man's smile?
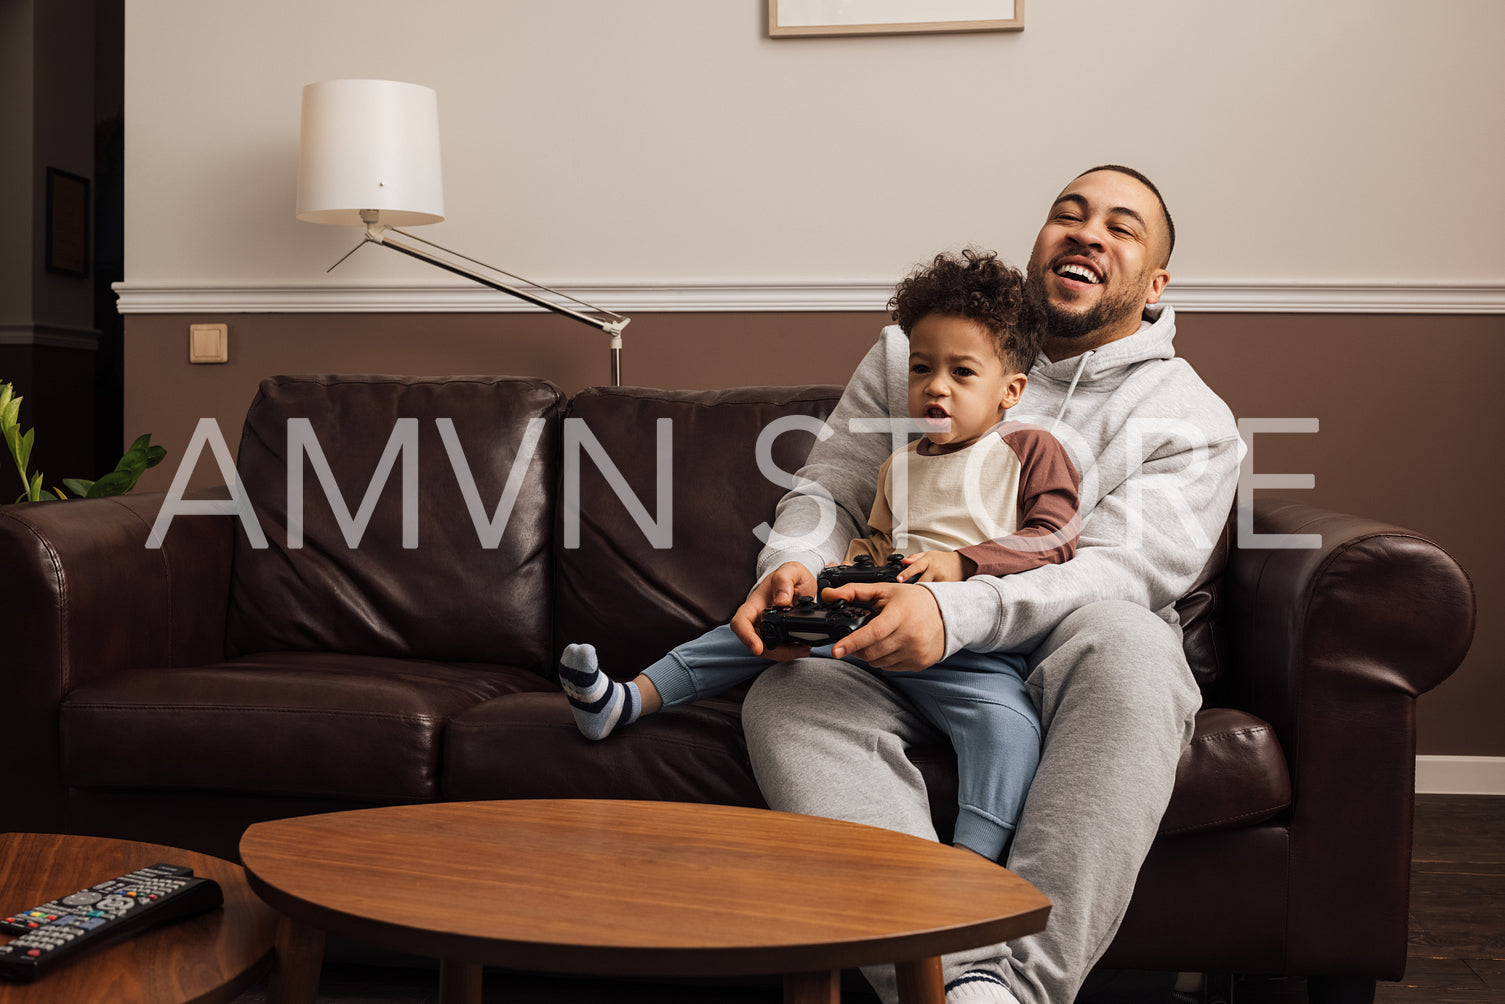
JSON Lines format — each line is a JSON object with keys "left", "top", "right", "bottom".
{"left": 1052, "top": 256, "right": 1104, "bottom": 289}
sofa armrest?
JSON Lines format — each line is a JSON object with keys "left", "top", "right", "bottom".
{"left": 0, "top": 492, "right": 234, "bottom": 831}
{"left": 1222, "top": 499, "right": 1475, "bottom": 975}
{"left": 1225, "top": 500, "right": 1474, "bottom": 747}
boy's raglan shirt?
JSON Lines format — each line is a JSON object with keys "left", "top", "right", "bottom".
{"left": 846, "top": 422, "right": 1080, "bottom": 574}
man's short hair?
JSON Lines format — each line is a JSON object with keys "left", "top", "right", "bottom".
{"left": 1077, "top": 164, "right": 1175, "bottom": 266}
{"left": 888, "top": 248, "right": 1044, "bottom": 374}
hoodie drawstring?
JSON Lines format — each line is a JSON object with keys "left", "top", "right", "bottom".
{"left": 1050, "top": 350, "right": 1095, "bottom": 431}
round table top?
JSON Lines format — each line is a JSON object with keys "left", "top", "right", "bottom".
{"left": 0, "top": 832, "right": 277, "bottom": 1004}
{"left": 239, "top": 799, "right": 1050, "bottom": 978}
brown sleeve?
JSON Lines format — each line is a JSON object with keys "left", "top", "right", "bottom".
{"left": 959, "top": 424, "right": 1081, "bottom": 577}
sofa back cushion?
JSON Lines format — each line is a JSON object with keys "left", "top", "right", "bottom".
{"left": 226, "top": 375, "right": 564, "bottom": 672}
{"left": 554, "top": 385, "right": 842, "bottom": 677}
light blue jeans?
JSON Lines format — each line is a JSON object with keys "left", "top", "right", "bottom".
{"left": 644, "top": 623, "right": 1039, "bottom": 860}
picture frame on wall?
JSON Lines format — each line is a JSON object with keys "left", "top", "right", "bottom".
{"left": 45, "top": 167, "right": 90, "bottom": 278}
{"left": 768, "top": 0, "right": 1023, "bottom": 37}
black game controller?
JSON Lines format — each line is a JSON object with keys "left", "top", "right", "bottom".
{"left": 817, "top": 552, "right": 906, "bottom": 592}
{"left": 758, "top": 595, "right": 876, "bottom": 647}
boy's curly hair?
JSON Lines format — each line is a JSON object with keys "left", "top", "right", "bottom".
{"left": 888, "top": 248, "right": 1043, "bottom": 374}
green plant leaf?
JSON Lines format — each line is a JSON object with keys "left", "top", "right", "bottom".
{"left": 17, "top": 428, "right": 34, "bottom": 473}
{"left": 3, "top": 420, "right": 28, "bottom": 500}
{"left": 116, "top": 450, "right": 149, "bottom": 478}
{"left": 92, "top": 437, "right": 167, "bottom": 496}
{"left": 27, "top": 471, "right": 43, "bottom": 503}
{"left": 37, "top": 488, "right": 57, "bottom": 501}
{"left": 85, "top": 469, "right": 137, "bottom": 498}
{"left": 61, "top": 478, "right": 94, "bottom": 497}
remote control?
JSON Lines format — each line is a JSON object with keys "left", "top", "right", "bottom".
{"left": 0, "top": 863, "right": 223, "bottom": 982}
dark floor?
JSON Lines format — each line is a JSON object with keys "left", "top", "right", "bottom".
{"left": 232, "top": 794, "right": 1505, "bottom": 1003}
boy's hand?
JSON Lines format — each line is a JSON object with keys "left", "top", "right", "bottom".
{"left": 730, "top": 561, "right": 819, "bottom": 660}
{"left": 897, "top": 550, "right": 965, "bottom": 583}
{"left": 823, "top": 582, "right": 945, "bottom": 673}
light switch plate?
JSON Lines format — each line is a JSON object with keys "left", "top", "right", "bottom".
{"left": 189, "top": 323, "right": 228, "bottom": 364}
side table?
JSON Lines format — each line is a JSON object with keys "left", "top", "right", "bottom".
{"left": 0, "top": 832, "right": 277, "bottom": 1003}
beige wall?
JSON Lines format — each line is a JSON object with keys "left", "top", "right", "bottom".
{"left": 118, "top": 3, "right": 1502, "bottom": 761}
{"left": 123, "top": 0, "right": 1505, "bottom": 290}
{"left": 123, "top": 309, "right": 1503, "bottom": 759}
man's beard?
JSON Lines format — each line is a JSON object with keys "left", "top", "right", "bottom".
{"left": 1026, "top": 263, "right": 1147, "bottom": 341}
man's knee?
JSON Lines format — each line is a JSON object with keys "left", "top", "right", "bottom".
{"left": 1039, "top": 600, "right": 1183, "bottom": 664}
{"left": 1032, "top": 600, "right": 1200, "bottom": 719}
{"left": 742, "top": 658, "right": 856, "bottom": 760}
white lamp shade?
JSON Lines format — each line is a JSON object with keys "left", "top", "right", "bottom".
{"left": 296, "top": 79, "right": 445, "bottom": 227}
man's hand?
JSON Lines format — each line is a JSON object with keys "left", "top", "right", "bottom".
{"left": 896, "top": 550, "right": 965, "bottom": 583}
{"left": 825, "top": 582, "right": 946, "bottom": 672}
{"left": 730, "top": 561, "right": 819, "bottom": 660}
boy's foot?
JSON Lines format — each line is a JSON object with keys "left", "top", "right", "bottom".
{"left": 946, "top": 968, "right": 1021, "bottom": 1003}
{"left": 558, "top": 643, "right": 641, "bottom": 740}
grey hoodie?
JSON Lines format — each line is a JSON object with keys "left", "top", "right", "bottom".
{"left": 756, "top": 303, "right": 1243, "bottom": 657}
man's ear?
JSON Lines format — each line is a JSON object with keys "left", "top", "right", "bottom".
{"left": 1144, "top": 268, "right": 1171, "bottom": 305}
{"left": 1001, "top": 372, "right": 1029, "bottom": 411}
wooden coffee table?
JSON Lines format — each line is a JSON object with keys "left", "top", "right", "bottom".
{"left": 0, "top": 832, "right": 278, "bottom": 1003}
{"left": 239, "top": 800, "right": 1050, "bottom": 1004}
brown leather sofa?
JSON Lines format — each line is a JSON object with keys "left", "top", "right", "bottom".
{"left": 0, "top": 374, "right": 1475, "bottom": 1003}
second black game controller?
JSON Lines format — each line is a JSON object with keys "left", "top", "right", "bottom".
{"left": 817, "top": 552, "right": 906, "bottom": 592}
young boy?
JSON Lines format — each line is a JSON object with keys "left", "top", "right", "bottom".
{"left": 559, "top": 248, "right": 1080, "bottom": 861}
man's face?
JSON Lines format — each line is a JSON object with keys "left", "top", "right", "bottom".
{"left": 1025, "top": 170, "right": 1171, "bottom": 346}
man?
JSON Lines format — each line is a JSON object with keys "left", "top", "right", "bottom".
{"left": 729, "top": 166, "right": 1243, "bottom": 1004}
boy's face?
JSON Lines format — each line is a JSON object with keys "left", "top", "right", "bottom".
{"left": 907, "top": 314, "right": 1028, "bottom": 449}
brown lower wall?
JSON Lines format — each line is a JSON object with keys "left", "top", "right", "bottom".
{"left": 122, "top": 309, "right": 1504, "bottom": 758}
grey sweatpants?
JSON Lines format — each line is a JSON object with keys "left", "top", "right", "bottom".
{"left": 741, "top": 599, "right": 1201, "bottom": 1004}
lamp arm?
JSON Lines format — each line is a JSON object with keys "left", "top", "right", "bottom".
{"left": 361, "top": 220, "right": 629, "bottom": 385}
{"left": 366, "top": 224, "right": 628, "bottom": 336}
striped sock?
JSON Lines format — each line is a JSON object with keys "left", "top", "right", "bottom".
{"left": 558, "top": 643, "right": 641, "bottom": 740}
{"left": 945, "top": 968, "right": 1020, "bottom": 1003}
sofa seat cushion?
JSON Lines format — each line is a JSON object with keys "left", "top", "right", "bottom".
{"left": 1158, "top": 707, "right": 1292, "bottom": 836}
{"left": 444, "top": 694, "right": 1289, "bottom": 842}
{"left": 61, "top": 653, "right": 554, "bottom": 802}
{"left": 443, "top": 690, "right": 765, "bottom": 806}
